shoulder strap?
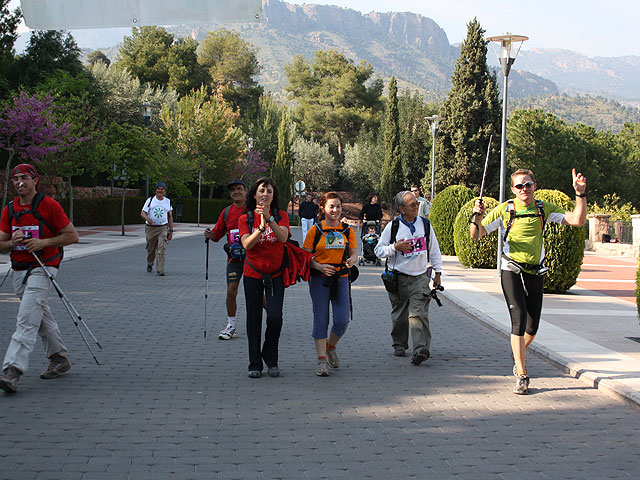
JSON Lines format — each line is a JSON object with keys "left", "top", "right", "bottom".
{"left": 223, "top": 205, "right": 231, "bottom": 223}
{"left": 246, "top": 210, "right": 254, "bottom": 233}
{"left": 536, "top": 199, "right": 546, "bottom": 233}
{"left": 390, "top": 218, "right": 400, "bottom": 244}
{"left": 421, "top": 217, "right": 431, "bottom": 262}
{"left": 311, "top": 222, "right": 324, "bottom": 252}
{"left": 503, "top": 200, "right": 516, "bottom": 242}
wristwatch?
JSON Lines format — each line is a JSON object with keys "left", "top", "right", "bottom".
{"left": 267, "top": 216, "right": 275, "bottom": 223}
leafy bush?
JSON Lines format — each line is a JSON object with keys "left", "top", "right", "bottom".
{"left": 453, "top": 197, "right": 499, "bottom": 268}
{"left": 589, "top": 193, "right": 638, "bottom": 221}
{"left": 429, "top": 185, "right": 474, "bottom": 255}
{"left": 536, "top": 189, "right": 585, "bottom": 293}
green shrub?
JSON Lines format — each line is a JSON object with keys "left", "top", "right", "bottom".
{"left": 454, "top": 197, "right": 499, "bottom": 268}
{"left": 171, "top": 198, "right": 231, "bottom": 224}
{"left": 536, "top": 189, "right": 585, "bottom": 293}
{"left": 430, "top": 185, "right": 474, "bottom": 255}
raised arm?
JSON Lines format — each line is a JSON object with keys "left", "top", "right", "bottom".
{"left": 562, "top": 169, "right": 587, "bottom": 227}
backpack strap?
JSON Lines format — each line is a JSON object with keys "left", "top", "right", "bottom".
{"left": 503, "top": 199, "right": 546, "bottom": 242}
{"left": 390, "top": 217, "right": 431, "bottom": 262}
{"left": 223, "top": 205, "right": 231, "bottom": 224}
{"left": 146, "top": 197, "right": 153, "bottom": 209}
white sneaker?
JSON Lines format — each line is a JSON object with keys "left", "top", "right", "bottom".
{"left": 218, "top": 325, "right": 238, "bottom": 340}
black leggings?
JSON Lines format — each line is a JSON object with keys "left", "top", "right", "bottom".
{"left": 500, "top": 270, "right": 544, "bottom": 336}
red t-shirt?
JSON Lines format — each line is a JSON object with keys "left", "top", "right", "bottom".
{"left": 211, "top": 203, "right": 245, "bottom": 244}
{"left": 0, "top": 195, "right": 71, "bottom": 267}
{"left": 238, "top": 210, "right": 290, "bottom": 279}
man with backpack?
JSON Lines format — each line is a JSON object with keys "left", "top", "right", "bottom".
{"left": 0, "top": 164, "right": 79, "bottom": 394}
{"left": 204, "top": 180, "right": 248, "bottom": 340}
{"left": 375, "top": 190, "right": 442, "bottom": 366}
{"left": 141, "top": 182, "right": 173, "bottom": 276}
{"left": 470, "top": 168, "right": 587, "bottom": 395}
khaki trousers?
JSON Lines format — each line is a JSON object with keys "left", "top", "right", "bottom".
{"left": 388, "top": 272, "right": 432, "bottom": 354}
{"left": 145, "top": 224, "right": 168, "bottom": 273}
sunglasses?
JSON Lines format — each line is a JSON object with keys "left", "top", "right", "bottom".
{"left": 513, "top": 181, "right": 534, "bottom": 190}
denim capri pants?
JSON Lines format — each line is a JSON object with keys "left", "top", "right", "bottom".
{"left": 309, "top": 274, "right": 350, "bottom": 339}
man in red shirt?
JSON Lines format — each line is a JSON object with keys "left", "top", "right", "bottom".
{"left": 204, "top": 180, "right": 248, "bottom": 340}
{"left": 0, "top": 164, "right": 79, "bottom": 394}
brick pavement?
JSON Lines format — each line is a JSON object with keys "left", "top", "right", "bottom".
{"left": 1, "top": 235, "right": 639, "bottom": 479}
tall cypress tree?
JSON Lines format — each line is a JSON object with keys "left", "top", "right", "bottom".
{"left": 433, "top": 18, "right": 501, "bottom": 195}
{"left": 271, "top": 109, "right": 292, "bottom": 211}
{"left": 380, "top": 77, "right": 403, "bottom": 207}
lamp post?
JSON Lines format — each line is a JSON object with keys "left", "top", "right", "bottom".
{"left": 142, "top": 102, "right": 153, "bottom": 198}
{"left": 290, "top": 155, "right": 296, "bottom": 220}
{"left": 487, "top": 33, "right": 528, "bottom": 273}
{"left": 425, "top": 115, "right": 443, "bottom": 200}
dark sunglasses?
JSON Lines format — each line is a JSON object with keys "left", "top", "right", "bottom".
{"left": 513, "top": 181, "right": 534, "bottom": 190}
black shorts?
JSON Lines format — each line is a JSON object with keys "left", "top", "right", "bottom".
{"left": 500, "top": 270, "right": 544, "bottom": 336}
{"left": 226, "top": 259, "right": 244, "bottom": 284}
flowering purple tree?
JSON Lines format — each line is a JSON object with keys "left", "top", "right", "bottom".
{"left": 0, "top": 91, "right": 78, "bottom": 209}
{"left": 241, "top": 148, "right": 269, "bottom": 187}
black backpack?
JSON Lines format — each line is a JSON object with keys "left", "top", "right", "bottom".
{"left": 7, "top": 192, "right": 63, "bottom": 267}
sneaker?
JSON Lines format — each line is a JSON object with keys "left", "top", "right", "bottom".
{"left": 411, "top": 347, "right": 430, "bottom": 366}
{"left": 248, "top": 370, "right": 262, "bottom": 378}
{"left": 40, "top": 353, "right": 70, "bottom": 379}
{"left": 0, "top": 365, "right": 21, "bottom": 394}
{"left": 268, "top": 366, "right": 280, "bottom": 378}
{"left": 326, "top": 348, "right": 340, "bottom": 368}
{"left": 147, "top": 265, "right": 153, "bottom": 273}
{"left": 218, "top": 325, "right": 238, "bottom": 340}
{"left": 513, "top": 374, "right": 530, "bottom": 395}
{"left": 157, "top": 272, "right": 165, "bottom": 276}
{"left": 316, "top": 360, "right": 329, "bottom": 377}
{"left": 513, "top": 364, "right": 518, "bottom": 377}
{"left": 393, "top": 347, "right": 406, "bottom": 357}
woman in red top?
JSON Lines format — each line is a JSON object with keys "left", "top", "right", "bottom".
{"left": 238, "top": 177, "right": 290, "bottom": 379}
{"left": 303, "top": 192, "right": 358, "bottom": 377}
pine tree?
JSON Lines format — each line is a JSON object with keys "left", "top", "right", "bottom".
{"left": 270, "top": 109, "right": 293, "bottom": 211}
{"left": 434, "top": 18, "right": 501, "bottom": 195}
{"left": 380, "top": 77, "right": 403, "bottom": 207}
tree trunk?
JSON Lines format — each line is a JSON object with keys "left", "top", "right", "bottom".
{"left": 68, "top": 177, "right": 74, "bottom": 223}
{"left": 197, "top": 170, "right": 202, "bottom": 227}
{"left": 121, "top": 184, "right": 127, "bottom": 236}
{"left": 208, "top": 185, "right": 214, "bottom": 199}
{"left": 2, "top": 152, "right": 15, "bottom": 211}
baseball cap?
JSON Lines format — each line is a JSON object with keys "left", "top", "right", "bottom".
{"left": 227, "top": 179, "right": 246, "bottom": 189}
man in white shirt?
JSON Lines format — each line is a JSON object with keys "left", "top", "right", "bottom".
{"left": 410, "top": 185, "right": 430, "bottom": 218}
{"left": 141, "top": 182, "right": 174, "bottom": 276}
{"left": 375, "top": 190, "right": 442, "bottom": 365}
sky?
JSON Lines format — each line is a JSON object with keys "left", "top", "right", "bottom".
{"left": 7, "top": 0, "right": 640, "bottom": 58}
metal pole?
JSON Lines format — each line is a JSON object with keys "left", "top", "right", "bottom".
{"left": 497, "top": 71, "right": 509, "bottom": 274}
{"left": 197, "top": 170, "right": 202, "bottom": 227}
{"left": 430, "top": 125, "right": 437, "bottom": 200}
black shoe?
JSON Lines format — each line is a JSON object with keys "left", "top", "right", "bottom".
{"left": 147, "top": 265, "right": 153, "bottom": 273}
{"left": 40, "top": 353, "right": 70, "bottom": 379}
{"left": 0, "top": 365, "right": 22, "bottom": 393}
{"left": 268, "top": 366, "right": 280, "bottom": 378}
{"left": 248, "top": 370, "right": 262, "bottom": 378}
{"left": 393, "top": 347, "right": 406, "bottom": 357}
{"left": 411, "top": 347, "right": 430, "bottom": 366}
{"left": 157, "top": 272, "right": 165, "bottom": 276}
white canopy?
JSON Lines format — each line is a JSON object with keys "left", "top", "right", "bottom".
{"left": 20, "top": 0, "right": 262, "bottom": 29}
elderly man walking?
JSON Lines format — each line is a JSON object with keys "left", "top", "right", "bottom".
{"left": 375, "top": 190, "right": 443, "bottom": 365}
{"left": 141, "top": 182, "right": 173, "bottom": 276}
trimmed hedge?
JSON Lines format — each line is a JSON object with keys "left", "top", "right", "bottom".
{"left": 453, "top": 197, "right": 499, "bottom": 268}
{"left": 429, "top": 185, "right": 474, "bottom": 255}
{"left": 535, "top": 189, "right": 585, "bottom": 293}
{"left": 58, "top": 197, "right": 232, "bottom": 226}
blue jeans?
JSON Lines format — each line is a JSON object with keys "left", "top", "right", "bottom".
{"left": 243, "top": 275, "right": 285, "bottom": 372}
{"left": 309, "top": 275, "right": 350, "bottom": 339}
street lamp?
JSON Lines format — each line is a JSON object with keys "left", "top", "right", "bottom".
{"left": 425, "top": 115, "right": 443, "bottom": 200}
{"left": 141, "top": 101, "right": 153, "bottom": 198}
{"left": 487, "top": 33, "right": 528, "bottom": 273}
{"left": 290, "top": 155, "right": 296, "bottom": 220}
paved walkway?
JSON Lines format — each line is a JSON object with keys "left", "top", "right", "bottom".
{"left": 0, "top": 224, "right": 639, "bottom": 479}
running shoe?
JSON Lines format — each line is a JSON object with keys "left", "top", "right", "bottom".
{"left": 513, "top": 374, "right": 530, "bottom": 395}
{"left": 40, "top": 353, "right": 70, "bottom": 379}
{"left": 411, "top": 347, "right": 430, "bottom": 366}
{"left": 0, "top": 365, "right": 21, "bottom": 394}
{"left": 316, "top": 360, "right": 329, "bottom": 377}
{"left": 327, "top": 348, "right": 340, "bottom": 368}
{"left": 218, "top": 325, "right": 238, "bottom": 340}
{"left": 268, "top": 366, "right": 280, "bottom": 378}
{"left": 513, "top": 364, "right": 518, "bottom": 377}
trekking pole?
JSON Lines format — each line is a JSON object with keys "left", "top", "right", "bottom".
{"left": 204, "top": 235, "right": 210, "bottom": 338}
{"left": 33, "top": 253, "right": 102, "bottom": 365}
{"left": 469, "top": 135, "right": 493, "bottom": 225}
